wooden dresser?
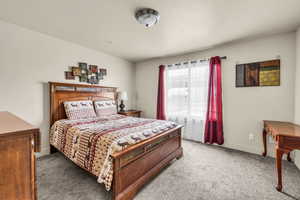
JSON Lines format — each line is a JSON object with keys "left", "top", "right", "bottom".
{"left": 0, "top": 111, "right": 40, "bottom": 200}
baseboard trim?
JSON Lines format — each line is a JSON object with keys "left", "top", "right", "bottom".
{"left": 36, "top": 147, "right": 50, "bottom": 157}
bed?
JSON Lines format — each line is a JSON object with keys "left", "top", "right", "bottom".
{"left": 49, "top": 82, "right": 183, "bottom": 200}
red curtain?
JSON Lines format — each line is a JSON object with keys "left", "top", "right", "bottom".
{"left": 204, "top": 56, "right": 224, "bottom": 145}
{"left": 156, "top": 65, "right": 166, "bottom": 120}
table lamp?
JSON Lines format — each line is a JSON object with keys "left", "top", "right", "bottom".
{"left": 118, "top": 91, "right": 128, "bottom": 112}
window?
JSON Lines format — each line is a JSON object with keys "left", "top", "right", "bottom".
{"left": 166, "top": 60, "right": 209, "bottom": 141}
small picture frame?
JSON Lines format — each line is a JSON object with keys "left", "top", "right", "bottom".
{"left": 72, "top": 67, "right": 81, "bottom": 76}
{"left": 65, "top": 71, "right": 75, "bottom": 80}
{"left": 99, "top": 68, "right": 107, "bottom": 76}
{"left": 88, "top": 76, "right": 98, "bottom": 84}
{"left": 79, "top": 62, "right": 88, "bottom": 74}
{"left": 79, "top": 74, "right": 88, "bottom": 82}
{"left": 79, "top": 62, "right": 87, "bottom": 68}
{"left": 89, "top": 65, "right": 98, "bottom": 73}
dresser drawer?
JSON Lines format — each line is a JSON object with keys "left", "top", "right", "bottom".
{"left": 0, "top": 133, "right": 36, "bottom": 200}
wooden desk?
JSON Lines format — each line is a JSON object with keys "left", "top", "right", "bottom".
{"left": 262, "top": 120, "right": 300, "bottom": 192}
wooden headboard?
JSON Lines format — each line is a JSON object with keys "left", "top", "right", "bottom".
{"left": 49, "top": 82, "right": 117, "bottom": 126}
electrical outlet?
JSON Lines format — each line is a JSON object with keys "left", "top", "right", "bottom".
{"left": 249, "top": 133, "right": 254, "bottom": 141}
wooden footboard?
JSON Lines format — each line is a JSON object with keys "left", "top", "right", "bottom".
{"left": 111, "top": 126, "right": 183, "bottom": 200}
{"left": 50, "top": 126, "right": 183, "bottom": 200}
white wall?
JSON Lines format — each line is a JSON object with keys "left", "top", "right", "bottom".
{"left": 136, "top": 32, "right": 296, "bottom": 157}
{"left": 0, "top": 20, "right": 135, "bottom": 156}
{"left": 294, "top": 27, "right": 300, "bottom": 169}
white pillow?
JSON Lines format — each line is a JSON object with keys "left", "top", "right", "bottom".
{"left": 94, "top": 100, "right": 117, "bottom": 116}
{"left": 64, "top": 100, "right": 96, "bottom": 120}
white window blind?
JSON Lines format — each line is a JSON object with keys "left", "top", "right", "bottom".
{"left": 166, "top": 60, "right": 209, "bottom": 142}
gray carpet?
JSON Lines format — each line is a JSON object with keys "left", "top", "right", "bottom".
{"left": 37, "top": 141, "right": 300, "bottom": 200}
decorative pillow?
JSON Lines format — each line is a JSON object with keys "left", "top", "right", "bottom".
{"left": 64, "top": 100, "right": 96, "bottom": 120}
{"left": 94, "top": 100, "right": 117, "bottom": 116}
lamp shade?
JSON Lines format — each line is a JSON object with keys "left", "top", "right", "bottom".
{"left": 118, "top": 91, "right": 128, "bottom": 101}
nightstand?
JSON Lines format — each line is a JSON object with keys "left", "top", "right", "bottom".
{"left": 118, "top": 110, "right": 142, "bottom": 118}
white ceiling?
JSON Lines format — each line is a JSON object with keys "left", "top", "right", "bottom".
{"left": 0, "top": 0, "right": 300, "bottom": 62}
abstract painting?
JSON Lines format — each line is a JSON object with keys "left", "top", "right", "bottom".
{"left": 236, "top": 59, "right": 280, "bottom": 87}
{"left": 259, "top": 60, "right": 280, "bottom": 86}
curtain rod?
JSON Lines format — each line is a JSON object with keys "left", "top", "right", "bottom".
{"left": 167, "top": 56, "right": 227, "bottom": 67}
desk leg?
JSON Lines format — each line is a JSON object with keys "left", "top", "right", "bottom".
{"left": 276, "top": 148, "right": 284, "bottom": 192}
{"left": 262, "top": 129, "right": 267, "bottom": 157}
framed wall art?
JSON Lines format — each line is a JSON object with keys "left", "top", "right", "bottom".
{"left": 79, "top": 62, "right": 88, "bottom": 75}
{"left": 64, "top": 62, "right": 107, "bottom": 84}
{"left": 89, "top": 65, "right": 98, "bottom": 73}
{"left": 72, "top": 67, "right": 81, "bottom": 76}
{"left": 236, "top": 59, "right": 280, "bottom": 87}
{"left": 65, "top": 71, "right": 75, "bottom": 80}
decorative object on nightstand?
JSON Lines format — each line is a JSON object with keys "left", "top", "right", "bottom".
{"left": 118, "top": 110, "right": 142, "bottom": 118}
{"left": 117, "top": 91, "right": 128, "bottom": 112}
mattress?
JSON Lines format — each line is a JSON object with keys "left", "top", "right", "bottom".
{"left": 50, "top": 114, "right": 177, "bottom": 190}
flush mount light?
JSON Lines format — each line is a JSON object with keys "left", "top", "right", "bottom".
{"left": 135, "top": 8, "right": 160, "bottom": 28}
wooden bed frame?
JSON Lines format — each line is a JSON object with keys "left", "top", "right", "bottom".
{"left": 49, "top": 82, "right": 183, "bottom": 200}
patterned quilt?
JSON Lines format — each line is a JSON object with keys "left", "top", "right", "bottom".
{"left": 50, "top": 114, "right": 177, "bottom": 191}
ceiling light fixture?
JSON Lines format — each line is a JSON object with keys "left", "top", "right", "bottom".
{"left": 135, "top": 8, "right": 160, "bottom": 28}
